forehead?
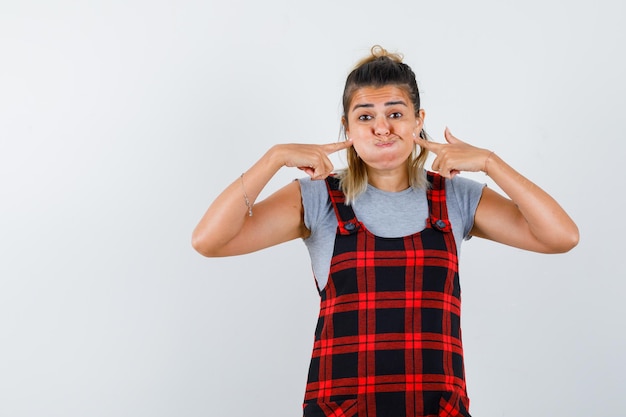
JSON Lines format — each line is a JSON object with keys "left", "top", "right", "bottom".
{"left": 349, "top": 85, "right": 412, "bottom": 111}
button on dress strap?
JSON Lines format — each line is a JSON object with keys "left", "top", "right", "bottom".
{"left": 427, "top": 171, "right": 452, "bottom": 232}
{"left": 325, "top": 176, "right": 360, "bottom": 235}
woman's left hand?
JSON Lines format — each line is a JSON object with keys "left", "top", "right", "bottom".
{"left": 414, "top": 127, "right": 492, "bottom": 179}
{"left": 415, "top": 127, "right": 579, "bottom": 253}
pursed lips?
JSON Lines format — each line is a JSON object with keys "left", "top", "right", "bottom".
{"left": 375, "top": 137, "right": 398, "bottom": 147}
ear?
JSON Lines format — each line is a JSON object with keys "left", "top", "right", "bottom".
{"left": 342, "top": 115, "right": 350, "bottom": 136}
{"left": 416, "top": 109, "right": 426, "bottom": 127}
{"left": 414, "top": 109, "right": 426, "bottom": 135}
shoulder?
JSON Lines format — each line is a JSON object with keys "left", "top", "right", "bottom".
{"left": 298, "top": 176, "right": 329, "bottom": 198}
{"left": 298, "top": 177, "right": 332, "bottom": 232}
{"left": 445, "top": 175, "right": 486, "bottom": 238}
{"left": 446, "top": 174, "right": 485, "bottom": 194}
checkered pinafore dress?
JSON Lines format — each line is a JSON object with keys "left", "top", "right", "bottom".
{"left": 303, "top": 173, "right": 471, "bottom": 417}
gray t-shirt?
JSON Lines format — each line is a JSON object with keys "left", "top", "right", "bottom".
{"left": 298, "top": 174, "right": 485, "bottom": 290}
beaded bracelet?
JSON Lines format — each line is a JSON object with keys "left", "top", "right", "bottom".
{"left": 240, "top": 173, "right": 253, "bottom": 217}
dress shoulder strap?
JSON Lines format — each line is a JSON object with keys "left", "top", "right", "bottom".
{"left": 426, "top": 171, "right": 452, "bottom": 232}
{"left": 325, "top": 176, "right": 360, "bottom": 235}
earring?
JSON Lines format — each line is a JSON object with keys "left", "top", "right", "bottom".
{"left": 412, "top": 132, "right": 417, "bottom": 138}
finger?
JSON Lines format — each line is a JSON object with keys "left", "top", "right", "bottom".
{"left": 431, "top": 155, "right": 440, "bottom": 172}
{"left": 444, "top": 127, "right": 464, "bottom": 145}
{"left": 311, "top": 154, "right": 336, "bottom": 180}
{"left": 297, "top": 166, "right": 316, "bottom": 178}
{"left": 311, "top": 163, "right": 334, "bottom": 180}
{"left": 322, "top": 139, "right": 353, "bottom": 155}
{"left": 414, "top": 136, "right": 441, "bottom": 154}
{"left": 299, "top": 164, "right": 331, "bottom": 180}
{"left": 431, "top": 152, "right": 456, "bottom": 179}
{"left": 433, "top": 161, "right": 455, "bottom": 179}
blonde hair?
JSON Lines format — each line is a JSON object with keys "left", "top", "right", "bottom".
{"left": 338, "top": 45, "right": 429, "bottom": 204}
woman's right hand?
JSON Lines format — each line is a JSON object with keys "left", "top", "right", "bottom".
{"left": 272, "top": 140, "right": 353, "bottom": 180}
{"left": 192, "top": 140, "right": 352, "bottom": 257}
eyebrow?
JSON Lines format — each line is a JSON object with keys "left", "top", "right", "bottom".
{"left": 351, "top": 100, "right": 408, "bottom": 112}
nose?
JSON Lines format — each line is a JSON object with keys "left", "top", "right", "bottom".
{"left": 374, "top": 117, "right": 390, "bottom": 137}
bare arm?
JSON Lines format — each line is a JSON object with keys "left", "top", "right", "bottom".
{"left": 192, "top": 141, "right": 353, "bottom": 257}
{"left": 416, "top": 128, "right": 579, "bottom": 253}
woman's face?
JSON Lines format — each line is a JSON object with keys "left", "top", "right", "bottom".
{"left": 345, "top": 85, "right": 425, "bottom": 172}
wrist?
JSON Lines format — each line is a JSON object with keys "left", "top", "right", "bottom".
{"left": 484, "top": 151, "right": 496, "bottom": 175}
{"left": 265, "top": 144, "right": 289, "bottom": 171}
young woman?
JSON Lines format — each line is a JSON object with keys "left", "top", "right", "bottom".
{"left": 192, "top": 46, "right": 579, "bottom": 417}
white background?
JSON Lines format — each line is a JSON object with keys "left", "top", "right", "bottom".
{"left": 1, "top": 1, "right": 624, "bottom": 416}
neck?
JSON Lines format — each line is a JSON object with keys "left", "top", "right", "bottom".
{"left": 366, "top": 165, "right": 410, "bottom": 192}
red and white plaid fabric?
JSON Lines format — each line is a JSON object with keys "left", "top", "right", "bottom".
{"left": 303, "top": 173, "right": 471, "bottom": 417}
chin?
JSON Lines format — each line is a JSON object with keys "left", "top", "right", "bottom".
{"left": 365, "top": 159, "right": 408, "bottom": 171}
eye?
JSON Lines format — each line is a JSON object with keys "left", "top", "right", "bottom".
{"left": 358, "top": 114, "right": 373, "bottom": 121}
{"left": 389, "top": 112, "right": 403, "bottom": 119}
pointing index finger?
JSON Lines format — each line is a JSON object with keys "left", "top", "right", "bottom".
{"left": 323, "top": 139, "right": 353, "bottom": 155}
{"left": 414, "top": 136, "right": 441, "bottom": 154}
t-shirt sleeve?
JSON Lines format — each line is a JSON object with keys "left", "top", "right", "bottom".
{"left": 447, "top": 175, "right": 486, "bottom": 240}
{"left": 298, "top": 177, "right": 331, "bottom": 236}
